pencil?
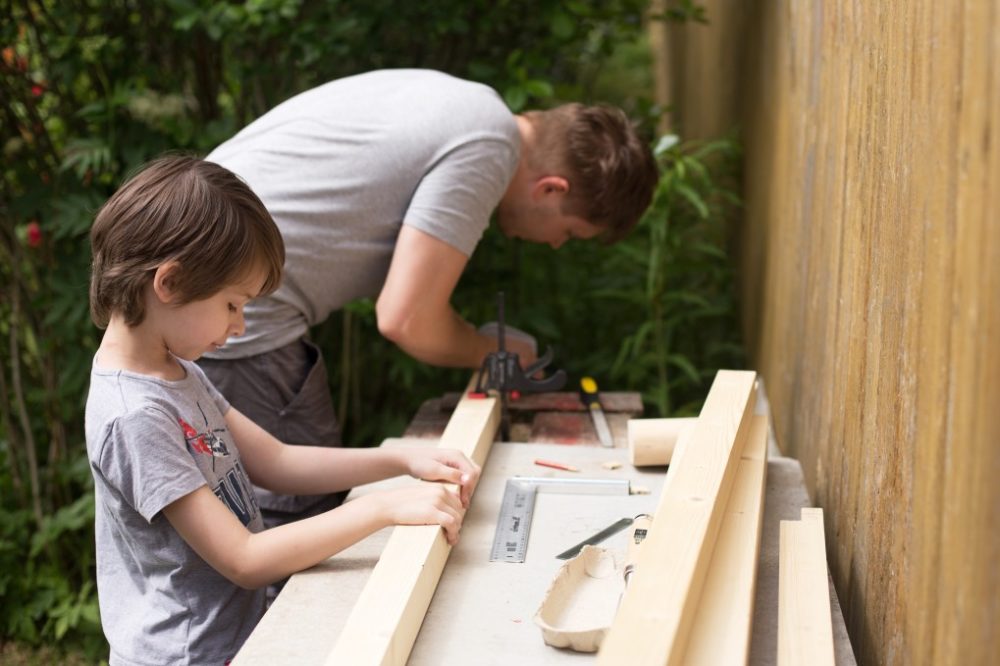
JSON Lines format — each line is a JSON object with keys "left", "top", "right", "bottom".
{"left": 533, "top": 458, "right": 580, "bottom": 472}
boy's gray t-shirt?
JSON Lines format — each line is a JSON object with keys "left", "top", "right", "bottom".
{"left": 86, "top": 357, "right": 265, "bottom": 665}
{"left": 204, "top": 68, "right": 520, "bottom": 359}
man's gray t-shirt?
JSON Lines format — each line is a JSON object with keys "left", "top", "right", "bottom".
{"left": 204, "top": 68, "right": 520, "bottom": 359}
{"left": 86, "top": 357, "right": 265, "bottom": 665}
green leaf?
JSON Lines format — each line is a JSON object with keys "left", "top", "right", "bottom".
{"left": 550, "top": 11, "right": 575, "bottom": 39}
{"left": 503, "top": 86, "right": 528, "bottom": 112}
{"left": 667, "top": 353, "right": 702, "bottom": 384}
{"left": 676, "top": 183, "right": 709, "bottom": 218}
{"left": 523, "top": 79, "right": 554, "bottom": 99}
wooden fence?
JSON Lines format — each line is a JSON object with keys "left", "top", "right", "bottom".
{"left": 651, "top": 2, "right": 1000, "bottom": 664}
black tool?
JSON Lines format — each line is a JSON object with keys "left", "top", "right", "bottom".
{"left": 473, "top": 292, "right": 566, "bottom": 440}
{"left": 555, "top": 516, "right": 635, "bottom": 560}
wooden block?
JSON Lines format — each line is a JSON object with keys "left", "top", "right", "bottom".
{"left": 778, "top": 507, "right": 835, "bottom": 666}
{"left": 683, "top": 413, "right": 769, "bottom": 665}
{"left": 324, "top": 377, "right": 499, "bottom": 666}
{"left": 597, "top": 369, "right": 758, "bottom": 666}
{"left": 627, "top": 417, "right": 699, "bottom": 466}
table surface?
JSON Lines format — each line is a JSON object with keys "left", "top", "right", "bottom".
{"left": 233, "top": 438, "right": 857, "bottom": 665}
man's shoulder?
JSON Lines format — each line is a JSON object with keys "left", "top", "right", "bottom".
{"left": 326, "top": 69, "right": 508, "bottom": 114}
{"left": 348, "top": 68, "right": 492, "bottom": 91}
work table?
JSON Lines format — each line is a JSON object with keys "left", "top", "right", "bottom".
{"left": 234, "top": 434, "right": 856, "bottom": 664}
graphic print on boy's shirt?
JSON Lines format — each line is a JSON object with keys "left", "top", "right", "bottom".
{"left": 180, "top": 402, "right": 260, "bottom": 528}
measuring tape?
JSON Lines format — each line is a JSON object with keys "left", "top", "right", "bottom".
{"left": 489, "top": 476, "right": 631, "bottom": 563}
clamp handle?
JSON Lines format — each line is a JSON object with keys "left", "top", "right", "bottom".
{"left": 473, "top": 292, "right": 566, "bottom": 395}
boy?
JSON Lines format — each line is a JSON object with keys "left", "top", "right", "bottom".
{"left": 86, "top": 155, "right": 479, "bottom": 664}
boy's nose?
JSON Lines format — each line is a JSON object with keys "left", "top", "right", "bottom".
{"left": 230, "top": 312, "right": 246, "bottom": 337}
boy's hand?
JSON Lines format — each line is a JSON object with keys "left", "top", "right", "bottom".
{"left": 402, "top": 448, "right": 482, "bottom": 508}
{"left": 374, "top": 484, "right": 467, "bottom": 545}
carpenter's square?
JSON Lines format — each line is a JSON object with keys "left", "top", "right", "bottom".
{"left": 490, "top": 476, "right": 633, "bottom": 563}
{"left": 579, "top": 376, "right": 614, "bottom": 448}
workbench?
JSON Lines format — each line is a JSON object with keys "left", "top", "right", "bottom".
{"left": 234, "top": 390, "right": 856, "bottom": 665}
{"left": 403, "top": 390, "right": 644, "bottom": 446}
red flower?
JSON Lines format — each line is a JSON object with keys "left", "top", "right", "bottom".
{"left": 31, "top": 84, "right": 43, "bottom": 97}
{"left": 26, "top": 220, "right": 42, "bottom": 248}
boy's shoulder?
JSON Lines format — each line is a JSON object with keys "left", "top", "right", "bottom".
{"left": 86, "top": 357, "right": 228, "bottom": 454}
{"left": 88, "top": 356, "right": 217, "bottom": 402}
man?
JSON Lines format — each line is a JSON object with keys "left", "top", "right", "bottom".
{"left": 199, "top": 69, "right": 658, "bottom": 530}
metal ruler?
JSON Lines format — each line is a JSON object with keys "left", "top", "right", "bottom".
{"left": 489, "top": 476, "right": 631, "bottom": 563}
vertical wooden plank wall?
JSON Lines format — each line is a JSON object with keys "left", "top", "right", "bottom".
{"left": 659, "top": 2, "right": 1000, "bottom": 664}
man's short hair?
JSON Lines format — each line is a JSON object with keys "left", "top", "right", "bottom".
{"left": 525, "top": 104, "right": 658, "bottom": 242}
{"left": 89, "top": 155, "right": 284, "bottom": 329}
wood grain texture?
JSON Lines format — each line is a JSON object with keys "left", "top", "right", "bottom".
{"left": 699, "top": 2, "right": 1000, "bottom": 664}
{"left": 683, "top": 413, "right": 769, "bottom": 665}
{"left": 324, "top": 382, "right": 499, "bottom": 666}
{"left": 626, "top": 416, "right": 698, "bottom": 466}
{"left": 597, "top": 370, "right": 756, "bottom": 665}
{"left": 778, "top": 509, "right": 836, "bottom": 666}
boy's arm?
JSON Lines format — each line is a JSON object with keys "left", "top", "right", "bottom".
{"left": 226, "top": 407, "right": 481, "bottom": 505}
{"left": 163, "top": 481, "right": 464, "bottom": 589}
{"left": 375, "top": 225, "right": 537, "bottom": 368}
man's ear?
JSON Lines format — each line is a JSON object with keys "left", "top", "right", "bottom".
{"left": 531, "top": 176, "right": 569, "bottom": 201}
{"left": 152, "top": 261, "right": 182, "bottom": 304}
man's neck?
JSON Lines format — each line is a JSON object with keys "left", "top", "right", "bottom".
{"left": 499, "top": 115, "right": 537, "bottom": 210}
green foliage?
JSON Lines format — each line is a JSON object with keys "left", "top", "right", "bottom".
{"left": 605, "top": 135, "right": 744, "bottom": 414}
{"left": 0, "top": 461, "right": 102, "bottom": 657}
{"left": 1, "top": 0, "right": 731, "bottom": 657}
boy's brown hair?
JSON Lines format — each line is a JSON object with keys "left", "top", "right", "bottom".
{"left": 89, "top": 155, "right": 284, "bottom": 329}
{"left": 524, "top": 104, "right": 659, "bottom": 243}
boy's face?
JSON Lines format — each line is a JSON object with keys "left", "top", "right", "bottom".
{"left": 162, "top": 272, "right": 266, "bottom": 361}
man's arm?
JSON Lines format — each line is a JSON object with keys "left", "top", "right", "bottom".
{"left": 375, "top": 225, "right": 536, "bottom": 368}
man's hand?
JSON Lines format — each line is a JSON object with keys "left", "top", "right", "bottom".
{"left": 478, "top": 321, "right": 539, "bottom": 369}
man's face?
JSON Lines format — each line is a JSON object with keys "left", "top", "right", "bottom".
{"left": 497, "top": 205, "right": 604, "bottom": 249}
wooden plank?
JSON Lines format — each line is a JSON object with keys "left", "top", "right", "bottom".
{"left": 683, "top": 413, "right": 769, "bottom": 664}
{"left": 323, "top": 378, "right": 499, "bottom": 666}
{"left": 627, "top": 416, "right": 698, "bottom": 466}
{"left": 778, "top": 508, "right": 835, "bottom": 666}
{"left": 597, "top": 369, "right": 757, "bottom": 665}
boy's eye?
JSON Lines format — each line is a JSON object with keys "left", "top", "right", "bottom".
{"left": 228, "top": 303, "right": 237, "bottom": 313}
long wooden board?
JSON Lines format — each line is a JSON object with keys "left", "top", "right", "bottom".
{"left": 323, "top": 380, "right": 499, "bottom": 666}
{"left": 778, "top": 508, "right": 835, "bottom": 666}
{"left": 597, "top": 369, "right": 757, "bottom": 665}
{"left": 683, "top": 413, "right": 769, "bottom": 664}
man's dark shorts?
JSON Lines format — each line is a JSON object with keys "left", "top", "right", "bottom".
{"left": 199, "top": 337, "right": 346, "bottom": 529}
